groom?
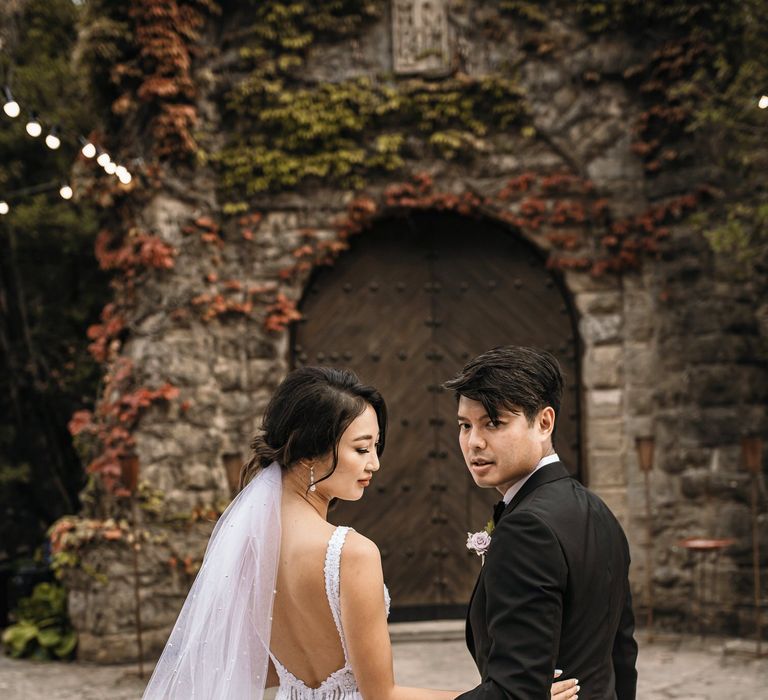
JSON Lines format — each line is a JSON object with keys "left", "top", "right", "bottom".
{"left": 444, "top": 346, "right": 638, "bottom": 700}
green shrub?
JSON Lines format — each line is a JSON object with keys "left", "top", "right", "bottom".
{"left": 1, "top": 582, "right": 77, "bottom": 660}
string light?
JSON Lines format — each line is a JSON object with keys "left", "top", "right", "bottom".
{"left": 0, "top": 87, "right": 141, "bottom": 213}
{"left": 2, "top": 87, "right": 20, "bottom": 118}
{"left": 115, "top": 166, "right": 132, "bottom": 185}
{"left": 759, "top": 95, "right": 768, "bottom": 109}
{"left": 79, "top": 136, "right": 96, "bottom": 158}
{"left": 25, "top": 112, "right": 42, "bottom": 138}
{"left": 45, "top": 126, "right": 61, "bottom": 150}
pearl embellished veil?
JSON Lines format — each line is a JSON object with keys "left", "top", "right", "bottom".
{"left": 142, "top": 462, "right": 282, "bottom": 699}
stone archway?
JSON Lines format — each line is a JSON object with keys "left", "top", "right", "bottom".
{"left": 293, "top": 210, "right": 582, "bottom": 618}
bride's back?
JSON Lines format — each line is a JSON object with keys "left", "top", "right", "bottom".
{"left": 270, "top": 510, "right": 346, "bottom": 687}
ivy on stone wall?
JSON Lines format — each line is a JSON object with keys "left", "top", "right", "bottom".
{"left": 217, "top": 74, "right": 526, "bottom": 201}
{"left": 65, "top": 0, "right": 768, "bottom": 505}
{"left": 76, "top": 0, "right": 220, "bottom": 160}
{"left": 575, "top": 0, "right": 768, "bottom": 277}
{"left": 205, "top": 1, "right": 531, "bottom": 205}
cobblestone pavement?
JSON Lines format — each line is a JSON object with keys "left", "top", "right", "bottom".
{"left": 1, "top": 630, "right": 766, "bottom": 699}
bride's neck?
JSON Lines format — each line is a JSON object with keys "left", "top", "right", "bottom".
{"left": 282, "top": 468, "right": 330, "bottom": 520}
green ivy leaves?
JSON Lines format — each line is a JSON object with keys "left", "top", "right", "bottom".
{"left": 1, "top": 583, "right": 77, "bottom": 660}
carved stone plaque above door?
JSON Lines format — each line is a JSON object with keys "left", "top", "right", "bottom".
{"left": 392, "top": 0, "right": 451, "bottom": 76}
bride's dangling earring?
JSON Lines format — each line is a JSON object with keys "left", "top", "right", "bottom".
{"left": 309, "top": 464, "right": 317, "bottom": 492}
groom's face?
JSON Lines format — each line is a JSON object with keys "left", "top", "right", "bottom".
{"left": 457, "top": 396, "right": 551, "bottom": 495}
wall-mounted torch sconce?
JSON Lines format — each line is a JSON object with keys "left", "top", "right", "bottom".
{"left": 635, "top": 435, "right": 656, "bottom": 640}
{"left": 742, "top": 434, "right": 764, "bottom": 657}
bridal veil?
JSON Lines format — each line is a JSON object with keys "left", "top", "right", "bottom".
{"left": 142, "top": 462, "right": 282, "bottom": 699}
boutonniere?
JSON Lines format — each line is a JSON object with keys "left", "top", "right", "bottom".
{"left": 466, "top": 518, "right": 494, "bottom": 564}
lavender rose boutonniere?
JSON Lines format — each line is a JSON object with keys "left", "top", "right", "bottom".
{"left": 466, "top": 519, "right": 494, "bottom": 564}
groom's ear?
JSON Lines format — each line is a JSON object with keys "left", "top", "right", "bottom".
{"left": 537, "top": 406, "right": 555, "bottom": 440}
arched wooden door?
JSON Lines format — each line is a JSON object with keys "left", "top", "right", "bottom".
{"left": 292, "top": 211, "right": 581, "bottom": 619}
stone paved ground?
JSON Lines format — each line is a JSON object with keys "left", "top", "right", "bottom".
{"left": 1, "top": 629, "right": 766, "bottom": 699}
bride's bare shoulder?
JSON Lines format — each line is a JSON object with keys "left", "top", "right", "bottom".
{"left": 341, "top": 530, "right": 383, "bottom": 579}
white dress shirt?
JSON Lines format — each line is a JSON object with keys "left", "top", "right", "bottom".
{"left": 502, "top": 453, "right": 561, "bottom": 505}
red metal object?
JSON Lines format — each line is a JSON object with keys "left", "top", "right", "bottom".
{"left": 636, "top": 435, "right": 656, "bottom": 639}
{"left": 741, "top": 435, "right": 763, "bottom": 475}
{"left": 635, "top": 436, "right": 655, "bottom": 472}
{"left": 678, "top": 537, "right": 736, "bottom": 552}
{"left": 223, "top": 453, "right": 243, "bottom": 498}
{"left": 119, "top": 452, "right": 140, "bottom": 494}
{"left": 741, "top": 435, "right": 764, "bottom": 656}
{"left": 678, "top": 537, "right": 736, "bottom": 638}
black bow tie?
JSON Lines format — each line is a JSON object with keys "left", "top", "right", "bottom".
{"left": 493, "top": 499, "right": 506, "bottom": 525}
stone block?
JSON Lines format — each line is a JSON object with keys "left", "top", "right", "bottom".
{"left": 212, "top": 357, "right": 247, "bottom": 392}
{"left": 77, "top": 627, "right": 172, "bottom": 664}
{"left": 579, "top": 313, "right": 623, "bottom": 346}
{"left": 219, "top": 390, "right": 255, "bottom": 417}
{"left": 585, "top": 133, "right": 644, "bottom": 185}
{"left": 586, "top": 451, "right": 626, "bottom": 488}
{"left": 585, "top": 388, "right": 623, "bottom": 418}
{"left": 574, "top": 291, "right": 622, "bottom": 315}
{"left": 137, "top": 433, "right": 186, "bottom": 462}
{"left": 624, "top": 297, "right": 655, "bottom": 342}
{"left": 563, "top": 271, "right": 619, "bottom": 294}
{"left": 624, "top": 342, "right": 654, "bottom": 385}
{"left": 583, "top": 345, "right": 623, "bottom": 388}
{"left": 625, "top": 386, "right": 654, "bottom": 416}
{"left": 184, "top": 461, "right": 222, "bottom": 490}
{"left": 165, "top": 354, "right": 212, "bottom": 386}
{"left": 586, "top": 418, "right": 624, "bottom": 452}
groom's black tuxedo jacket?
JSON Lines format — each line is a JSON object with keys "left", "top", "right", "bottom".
{"left": 456, "top": 461, "right": 638, "bottom": 700}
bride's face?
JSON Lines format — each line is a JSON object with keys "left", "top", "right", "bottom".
{"left": 315, "top": 404, "right": 381, "bottom": 501}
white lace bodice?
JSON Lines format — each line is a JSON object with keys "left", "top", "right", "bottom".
{"left": 272, "top": 526, "right": 390, "bottom": 699}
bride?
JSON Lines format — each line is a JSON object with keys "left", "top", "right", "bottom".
{"left": 142, "top": 367, "right": 579, "bottom": 699}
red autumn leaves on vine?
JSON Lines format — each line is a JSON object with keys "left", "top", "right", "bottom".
{"left": 273, "top": 170, "right": 704, "bottom": 282}
{"left": 95, "top": 229, "right": 177, "bottom": 274}
{"left": 121, "top": 0, "right": 219, "bottom": 159}
{"left": 68, "top": 358, "right": 180, "bottom": 494}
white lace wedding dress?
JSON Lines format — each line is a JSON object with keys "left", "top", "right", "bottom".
{"left": 271, "top": 526, "right": 390, "bottom": 699}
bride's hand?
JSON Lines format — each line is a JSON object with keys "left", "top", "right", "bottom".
{"left": 551, "top": 670, "right": 579, "bottom": 700}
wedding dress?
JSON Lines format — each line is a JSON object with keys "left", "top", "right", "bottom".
{"left": 142, "top": 463, "right": 389, "bottom": 700}
{"left": 271, "top": 526, "right": 391, "bottom": 699}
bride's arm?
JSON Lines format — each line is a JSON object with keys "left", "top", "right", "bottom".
{"left": 340, "top": 532, "right": 458, "bottom": 700}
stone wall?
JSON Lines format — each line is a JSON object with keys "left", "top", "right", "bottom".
{"left": 63, "top": 1, "right": 767, "bottom": 661}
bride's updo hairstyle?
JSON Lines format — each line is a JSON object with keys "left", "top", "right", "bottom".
{"left": 240, "top": 366, "right": 387, "bottom": 489}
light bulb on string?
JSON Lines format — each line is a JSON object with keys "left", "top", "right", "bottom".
{"left": 59, "top": 185, "right": 73, "bottom": 200}
{"left": 45, "top": 126, "right": 61, "bottom": 150}
{"left": 25, "top": 113, "right": 42, "bottom": 138}
{"left": 79, "top": 136, "right": 96, "bottom": 158}
{"left": 759, "top": 95, "right": 768, "bottom": 110}
{"left": 104, "top": 161, "right": 117, "bottom": 175}
{"left": 0, "top": 201, "right": 9, "bottom": 215}
{"left": 96, "top": 150, "right": 111, "bottom": 167}
{"left": 2, "top": 87, "right": 20, "bottom": 118}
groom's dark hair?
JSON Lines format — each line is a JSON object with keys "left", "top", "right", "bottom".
{"left": 443, "top": 345, "right": 564, "bottom": 435}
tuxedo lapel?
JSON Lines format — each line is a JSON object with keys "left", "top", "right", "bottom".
{"left": 465, "top": 462, "right": 571, "bottom": 664}
{"left": 465, "top": 552, "right": 484, "bottom": 658}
